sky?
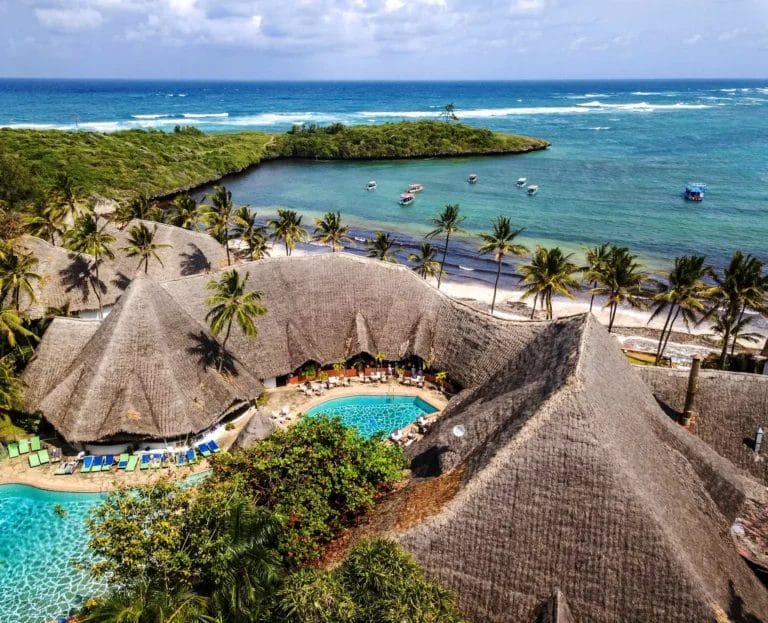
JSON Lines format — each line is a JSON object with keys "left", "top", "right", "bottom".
{"left": 0, "top": 0, "right": 767, "bottom": 80}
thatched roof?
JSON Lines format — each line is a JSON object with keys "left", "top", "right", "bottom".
{"left": 107, "top": 219, "right": 228, "bottom": 282}
{"left": 638, "top": 366, "right": 768, "bottom": 486}
{"left": 234, "top": 412, "right": 277, "bottom": 449}
{"left": 23, "top": 276, "right": 261, "bottom": 441}
{"left": 533, "top": 590, "right": 577, "bottom": 623}
{"left": 15, "top": 236, "right": 128, "bottom": 318}
{"left": 398, "top": 315, "right": 768, "bottom": 623}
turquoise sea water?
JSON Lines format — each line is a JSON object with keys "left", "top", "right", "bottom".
{"left": 305, "top": 395, "right": 437, "bottom": 438}
{"left": 0, "top": 484, "right": 106, "bottom": 623}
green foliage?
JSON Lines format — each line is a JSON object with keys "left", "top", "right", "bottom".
{"left": 0, "top": 128, "right": 272, "bottom": 200}
{"left": 272, "top": 120, "right": 548, "bottom": 160}
{"left": 209, "top": 415, "right": 407, "bottom": 562}
{"left": 121, "top": 221, "right": 171, "bottom": 275}
{"left": 277, "top": 568, "right": 358, "bottom": 623}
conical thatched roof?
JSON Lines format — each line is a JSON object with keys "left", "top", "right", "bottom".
{"left": 398, "top": 315, "right": 768, "bottom": 622}
{"left": 534, "top": 590, "right": 577, "bottom": 623}
{"left": 15, "top": 236, "right": 128, "bottom": 318}
{"left": 107, "top": 219, "right": 228, "bottom": 282}
{"left": 23, "top": 276, "right": 261, "bottom": 441}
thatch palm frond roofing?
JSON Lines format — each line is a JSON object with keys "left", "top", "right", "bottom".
{"left": 400, "top": 315, "right": 768, "bottom": 623}
{"left": 23, "top": 276, "right": 261, "bottom": 441}
{"left": 15, "top": 236, "right": 127, "bottom": 318}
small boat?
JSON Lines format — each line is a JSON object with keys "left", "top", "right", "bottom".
{"left": 366, "top": 180, "right": 377, "bottom": 191}
{"left": 407, "top": 183, "right": 424, "bottom": 193}
{"left": 468, "top": 174, "right": 478, "bottom": 184}
{"left": 526, "top": 184, "right": 539, "bottom": 196}
{"left": 684, "top": 182, "right": 706, "bottom": 201}
{"left": 459, "top": 265, "right": 475, "bottom": 272}
{"left": 399, "top": 192, "right": 415, "bottom": 206}
{"left": 353, "top": 236, "right": 367, "bottom": 243}
{"left": 515, "top": 177, "right": 527, "bottom": 188}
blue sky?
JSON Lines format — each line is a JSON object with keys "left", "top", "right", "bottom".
{"left": 0, "top": 0, "right": 766, "bottom": 79}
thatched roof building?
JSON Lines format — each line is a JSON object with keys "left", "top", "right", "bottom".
{"left": 15, "top": 236, "right": 127, "bottom": 318}
{"left": 23, "top": 277, "right": 261, "bottom": 441}
{"left": 397, "top": 315, "right": 768, "bottom": 623}
{"left": 638, "top": 366, "right": 768, "bottom": 485}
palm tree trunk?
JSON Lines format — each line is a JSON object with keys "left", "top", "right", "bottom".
{"left": 285, "top": 240, "right": 290, "bottom": 257}
{"left": 437, "top": 232, "right": 450, "bottom": 290}
{"left": 589, "top": 280, "right": 596, "bottom": 312}
{"left": 658, "top": 307, "right": 681, "bottom": 365}
{"left": 490, "top": 260, "right": 502, "bottom": 314}
{"left": 547, "top": 290, "right": 553, "bottom": 320}
{"left": 654, "top": 305, "right": 676, "bottom": 364}
{"left": 730, "top": 303, "right": 747, "bottom": 359}
{"left": 225, "top": 236, "right": 231, "bottom": 266}
{"left": 219, "top": 320, "right": 232, "bottom": 372}
{"left": 94, "top": 258, "right": 104, "bottom": 320}
{"left": 718, "top": 311, "right": 733, "bottom": 370}
{"left": 608, "top": 302, "right": 617, "bottom": 332}
{"left": 530, "top": 292, "right": 538, "bottom": 319}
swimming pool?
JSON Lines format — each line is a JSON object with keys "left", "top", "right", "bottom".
{"left": 0, "top": 484, "right": 107, "bottom": 623}
{"left": 305, "top": 394, "right": 438, "bottom": 438}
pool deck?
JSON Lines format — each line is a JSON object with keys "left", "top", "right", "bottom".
{"left": 0, "top": 381, "right": 449, "bottom": 494}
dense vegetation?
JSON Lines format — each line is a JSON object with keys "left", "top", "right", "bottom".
{"left": 0, "top": 121, "right": 547, "bottom": 203}
{"left": 270, "top": 120, "right": 549, "bottom": 160}
{"left": 81, "top": 416, "right": 465, "bottom": 623}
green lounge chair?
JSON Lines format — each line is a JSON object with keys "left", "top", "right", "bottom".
{"left": 80, "top": 456, "right": 94, "bottom": 473}
{"left": 18, "top": 439, "right": 30, "bottom": 454}
{"left": 101, "top": 455, "right": 115, "bottom": 471}
{"left": 8, "top": 443, "right": 19, "bottom": 459}
{"left": 38, "top": 449, "right": 50, "bottom": 464}
{"left": 28, "top": 452, "right": 41, "bottom": 468}
{"left": 126, "top": 455, "right": 139, "bottom": 472}
{"left": 139, "top": 455, "right": 150, "bottom": 470}
{"left": 54, "top": 463, "right": 68, "bottom": 475}
{"left": 117, "top": 453, "right": 130, "bottom": 469}
{"left": 30, "top": 436, "right": 41, "bottom": 451}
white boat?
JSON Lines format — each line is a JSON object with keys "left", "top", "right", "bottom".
{"left": 526, "top": 184, "right": 539, "bottom": 196}
{"left": 459, "top": 265, "right": 475, "bottom": 272}
{"left": 516, "top": 177, "right": 527, "bottom": 188}
{"left": 407, "top": 183, "right": 424, "bottom": 193}
{"left": 468, "top": 174, "right": 478, "bottom": 184}
{"left": 399, "top": 192, "right": 415, "bottom": 206}
{"left": 366, "top": 180, "right": 377, "bottom": 191}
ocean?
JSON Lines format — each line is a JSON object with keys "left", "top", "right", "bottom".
{"left": 1, "top": 78, "right": 767, "bottom": 285}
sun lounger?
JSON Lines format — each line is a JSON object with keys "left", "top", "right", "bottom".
{"left": 38, "top": 449, "right": 50, "bottom": 464}
{"left": 8, "top": 443, "right": 19, "bottom": 458}
{"left": 140, "top": 454, "right": 151, "bottom": 470}
{"left": 91, "top": 456, "right": 104, "bottom": 471}
{"left": 176, "top": 452, "right": 186, "bottom": 466}
{"left": 18, "top": 439, "right": 30, "bottom": 454}
{"left": 208, "top": 439, "right": 222, "bottom": 453}
{"left": 30, "top": 436, "right": 41, "bottom": 451}
{"left": 28, "top": 452, "right": 41, "bottom": 468}
{"left": 126, "top": 455, "right": 139, "bottom": 472}
{"left": 101, "top": 455, "right": 115, "bottom": 471}
{"left": 197, "top": 443, "right": 212, "bottom": 458}
{"left": 186, "top": 449, "right": 197, "bottom": 464}
{"left": 117, "top": 453, "right": 130, "bottom": 469}
{"left": 80, "top": 456, "right": 94, "bottom": 473}
{"left": 55, "top": 463, "right": 69, "bottom": 475}
{"left": 150, "top": 454, "right": 163, "bottom": 469}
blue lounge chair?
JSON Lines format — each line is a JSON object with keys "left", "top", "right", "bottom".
{"left": 186, "top": 449, "right": 197, "bottom": 464}
{"left": 80, "top": 456, "right": 94, "bottom": 473}
{"left": 150, "top": 453, "right": 163, "bottom": 469}
{"left": 101, "top": 455, "right": 115, "bottom": 471}
{"left": 117, "top": 453, "right": 130, "bottom": 469}
{"left": 176, "top": 452, "right": 186, "bottom": 466}
{"left": 140, "top": 454, "right": 151, "bottom": 470}
{"left": 91, "top": 456, "right": 104, "bottom": 471}
{"left": 197, "top": 442, "right": 212, "bottom": 458}
{"left": 208, "top": 439, "right": 222, "bottom": 453}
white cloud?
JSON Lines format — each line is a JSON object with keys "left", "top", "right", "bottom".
{"left": 684, "top": 33, "right": 702, "bottom": 45}
{"left": 35, "top": 7, "right": 104, "bottom": 32}
{"left": 511, "top": 0, "right": 545, "bottom": 15}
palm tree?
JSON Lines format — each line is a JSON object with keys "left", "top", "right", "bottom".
{"left": 478, "top": 216, "right": 528, "bottom": 314}
{"left": 170, "top": 193, "right": 199, "bottom": 230}
{"left": 584, "top": 243, "right": 611, "bottom": 313}
{"left": 200, "top": 186, "right": 235, "bottom": 265}
{"left": 591, "top": 246, "right": 647, "bottom": 332}
{"left": 231, "top": 206, "right": 270, "bottom": 261}
{"left": 0, "top": 307, "right": 35, "bottom": 350}
{"left": 408, "top": 242, "right": 440, "bottom": 279}
{"left": 80, "top": 582, "right": 212, "bottom": 623}
{"left": 65, "top": 212, "right": 116, "bottom": 319}
{"left": 0, "top": 249, "right": 41, "bottom": 311}
{"left": 24, "top": 196, "right": 65, "bottom": 245}
{"left": 268, "top": 209, "right": 307, "bottom": 257}
{"left": 52, "top": 172, "right": 77, "bottom": 221}
{"left": 122, "top": 222, "right": 172, "bottom": 275}
{"left": 115, "top": 194, "right": 155, "bottom": 224}
{"left": 313, "top": 211, "right": 351, "bottom": 252}
{"left": 366, "top": 232, "right": 399, "bottom": 263}
{"left": 649, "top": 255, "right": 714, "bottom": 364}
{"left": 426, "top": 204, "right": 465, "bottom": 289}
{"left": 0, "top": 355, "right": 23, "bottom": 415}
{"left": 519, "top": 247, "right": 580, "bottom": 320}
{"left": 706, "top": 251, "right": 768, "bottom": 368}
{"left": 205, "top": 270, "right": 266, "bottom": 371}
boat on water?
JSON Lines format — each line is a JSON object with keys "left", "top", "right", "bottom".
{"left": 468, "top": 174, "right": 478, "bottom": 184}
{"left": 406, "top": 183, "right": 424, "bottom": 193}
{"left": 526, "top": 184, "right": 539, "bottom": 196}
{"left": 459, "top": 265, "right": 475, "bottom": 272}
{"left": 366, "top": 180, "right": 377, "bottom": 191}
{"left": 516, "top": 177, "right": 527, "bottom": 188}
{"left": 399, "top": 192, "right": 415, "bottom": 206}
{"left": 684, "top": 183, "right": 706, "bottom": 201}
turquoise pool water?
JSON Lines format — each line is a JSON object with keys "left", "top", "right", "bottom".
{"left": 0, "top": 484, "right": 107, "bottom": 623}
{"left": 305, "top": 395, "right": 437, "bottom": 438}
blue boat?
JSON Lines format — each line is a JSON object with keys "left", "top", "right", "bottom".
{"left": 685, "top": 183, "right": 706, "bottom": 201}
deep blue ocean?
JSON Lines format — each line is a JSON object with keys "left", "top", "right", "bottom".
{"left": 1, "top": 78, "right": 767, "bottom": 283}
